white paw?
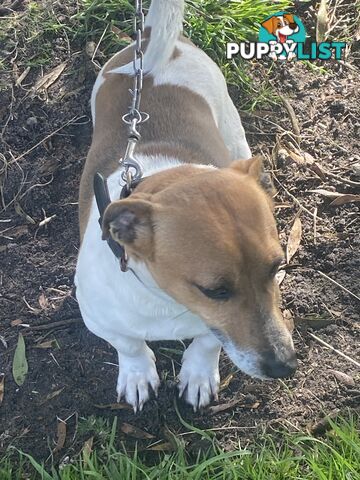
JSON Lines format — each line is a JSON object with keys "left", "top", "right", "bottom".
{"left": 116, "top": 346, "right": 160, "bottom": 412}
{"left": 178, "top": 360, "right": 220, "bottom": 411}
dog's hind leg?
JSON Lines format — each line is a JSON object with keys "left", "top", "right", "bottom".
{"left": 178, "top": 333, "right": 221, "bottom": 411}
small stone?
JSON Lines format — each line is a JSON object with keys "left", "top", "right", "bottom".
{"left": 352, "top": 163, "right": 360, "bottom": 177}
{"left": 26, "top": 116, "right": 38, "bottom": 127}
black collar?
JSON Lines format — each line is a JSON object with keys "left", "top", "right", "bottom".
{"left": 93, "top": 172, "right": 141, "bottom": 272}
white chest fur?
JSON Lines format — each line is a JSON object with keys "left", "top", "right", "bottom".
{"left": 75, "top": 162, "right": 208, "bottom": 344}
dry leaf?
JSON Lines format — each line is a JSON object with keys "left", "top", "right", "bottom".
{"left": 310, "top": 162, "right": 327, "bottom": 180}
{"left": 287, "top": 149, "right": 307, "bottom": 165}
{"left": 14, "top": 202, "right": 35, "bottom": 224}
{"left": 286, "top": 217, "right": 302, "bottom": 263}
{"left": 147, "top": 442, "right": 174, "bottom": 451}
{"left": 276, "top": 270, "right": 286, "bottom": 286}
{"left": 310, "top": 189, "right": 360, "bottom": 206}
{"left": 53, "top": 421, "right": 67, "bottom": 453}
{"left": 329, "top": 194, "right": 360, "bottom": 207}
{"left": 12, "top": 333, "right": 28, "bottom": 386}
{"left": 40, "top": 387, "right": 64, "bottom": 404}
{"left": 35, "top": 340, "right": 56, "bottom": 349}
{"left": 329, "top": 370, "right": 355, "bottom": 386}
{"left": 309, "top": 189, "right": 343, "bottom": 198}
{"left": 10, "top": 319, "right": 23, "bottom": 327}
{"left": 294, "top": 314, "right": 334, "bottom": 329}
{"left": 121, "top": 423, "right": 155, "bottom": 439}
{"left": 38, "top": 292, "right": 49, "bottom": 310}
{"left": 219, "top": 372, "right": 235, "bottom": 391}
{"left": 209, "top": 397, "right": 242, "bottom": 415}
{"left": 111, "top": 25, "right": 132, "bottom": 42}
{"left": 82, "top": 436, "right": 94, "bottom": 456}
{"left": 303, "top": 152, "right": 316, "bottom": 164}
{"left": 94, "top": 402, "right": 132, "bottom": 410}
{"left": 34, "top": 62, "right": 66, "bottom": 92}
{"left": 0, "top": 375, "right": 4, "bottom": 406}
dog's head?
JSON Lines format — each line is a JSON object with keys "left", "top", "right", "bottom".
{"left": 102, "top": 156, "right": 297, "bottom": 379}
{"left": 261, "top": 14, "right": 299, "bottom": 42}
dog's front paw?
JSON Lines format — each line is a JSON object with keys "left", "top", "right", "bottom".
{"left": 178, "top": 360, "right": 220, "bottom": 411}
{"left": 117, "top": 346, "right": 160, "bottom": 412}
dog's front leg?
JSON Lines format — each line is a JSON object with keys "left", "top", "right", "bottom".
{"left": 110, "top": 335, "right": 160, "bottom": 412}
{"left": 178, "top": 333, "right": 221, "bottom": 411}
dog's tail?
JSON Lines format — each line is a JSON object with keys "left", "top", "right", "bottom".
{"left": 110, "top": 0, "right": 184, "bottom": 75}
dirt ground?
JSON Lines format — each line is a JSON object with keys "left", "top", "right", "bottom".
{"left": 0, "top": 0, "right": 359, "bottom": 465}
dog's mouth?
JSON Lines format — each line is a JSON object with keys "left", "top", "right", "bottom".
{"left": 278, "top": 32, "right": 287, "bottom": 43}
{"left": 210, "top": 328, "right": 297, "bottom": 380}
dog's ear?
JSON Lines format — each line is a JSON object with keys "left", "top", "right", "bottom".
{"left": 261, "top": 16, "right": 277, "bottom": 35}
{"left": 230, "top": 156, "right": 275, "bottom": 196}
{"left": 102, "top": 195, "right": 154, "bottom": 259}
{"left": 284, "top": 13, "right": 298, "bottom": 31}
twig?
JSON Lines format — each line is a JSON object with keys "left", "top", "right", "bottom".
{"left": 10, "top": 116, "right": 80, "bottom": 164}
{"left": 338, "top": 60, "right": 358, "bottom": 72}
{"left": 308, "top": 332, "right": 360, "bottom": 368}
{"left": 313, "top": 207, "right": 317, "bottom": 245}
{"left": 313, "top": 162, "right": 360, "bottom": 187}
{"left": 318, "top": 271, "right": 360, "bottom": 302}
{"left": 179, "top": 425, "right": 258, "bottom": 436}
{"left": 25, "top": 318, "right": 82, "bottom": 331}
{"left": 278, "top": 95, "right": 301, "bottom": 143}
{"left": 272, "top": 172, "right": 319, "bottom": 220}
{"left": 92, "top": 25, "right": 108, "bottom": 69}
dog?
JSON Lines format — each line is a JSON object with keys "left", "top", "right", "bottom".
{"left": 261, "top": 14, "right": 299, "bottom": 61}
{"left": 75, "top": 0, "right": 297, "bottom": 412}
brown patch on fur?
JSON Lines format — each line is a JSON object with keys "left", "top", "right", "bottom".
{"left": 79, "top": 37, "right": 230, "bottom": 239}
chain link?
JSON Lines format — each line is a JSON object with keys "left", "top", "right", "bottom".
{"left": 120, "top": 0, "right": 148, "bottom": 190}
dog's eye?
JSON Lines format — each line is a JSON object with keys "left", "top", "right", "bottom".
{"left": 197, "top": 285, "right": 232, "bottom": 301}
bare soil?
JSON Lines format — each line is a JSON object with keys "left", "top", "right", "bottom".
{"left": 0, "top": 0, "right": 359, "bottom": 465}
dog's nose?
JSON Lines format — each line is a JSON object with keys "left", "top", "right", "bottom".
{"left": 261, "top": 350, "right": 297, "bottom": 378}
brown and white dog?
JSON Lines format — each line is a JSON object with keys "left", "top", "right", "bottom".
{"left": 75, "top": 0, "right": 297, "bottom": 412}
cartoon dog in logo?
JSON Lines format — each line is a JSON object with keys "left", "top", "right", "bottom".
{"left": 261, "top": 14, "right": 300, "bottom": 61}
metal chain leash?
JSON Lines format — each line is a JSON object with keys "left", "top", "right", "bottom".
{"left": 120, "top": 0, "right": 149, "bottom": 191}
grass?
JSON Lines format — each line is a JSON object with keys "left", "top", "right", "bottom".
{"left": 0, "top": 0, "right": 293, "bottom": 108}
{"left": 0, "top": 413, "right": 359, "bottom": 479}
{"left": 72, "top": 0, "right": 293, "bottom": 107}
